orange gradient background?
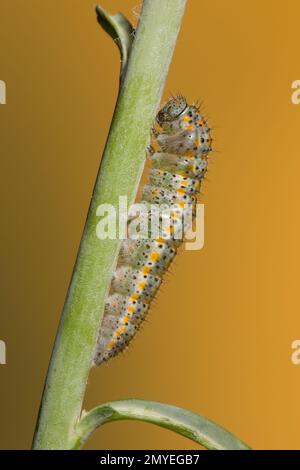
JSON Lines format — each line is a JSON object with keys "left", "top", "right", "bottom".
{"left": 0, "top": 0, "right": 300, "bottom": 450}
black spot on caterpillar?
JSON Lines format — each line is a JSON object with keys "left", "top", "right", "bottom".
{"left": 93, "top": 95, "right": 212, "bottom": 366}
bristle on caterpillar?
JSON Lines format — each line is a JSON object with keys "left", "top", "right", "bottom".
{"left": 93, "top": 95, "right": 212, "bottom": 366}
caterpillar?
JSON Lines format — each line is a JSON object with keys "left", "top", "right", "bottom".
{"left": 93, "top": 95, "right": 212, "bottom": 366}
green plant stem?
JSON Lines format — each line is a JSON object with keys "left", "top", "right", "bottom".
{"left": 33, "top": 0, "right": 187, "bottom": 450}
{"left": 71, "top": 400, "right": 250, "bottom": 450}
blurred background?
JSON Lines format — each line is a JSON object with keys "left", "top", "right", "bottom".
{"left": 0, "top": 0, "right": 299, "bottom": 450}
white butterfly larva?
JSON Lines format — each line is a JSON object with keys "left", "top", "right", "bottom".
{"left": 93, "top": 95, "right": 212, "bottom": 366}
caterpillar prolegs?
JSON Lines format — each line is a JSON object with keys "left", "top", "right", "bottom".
{"left": 93, "top": 95, "right": 212, "bottom": 366}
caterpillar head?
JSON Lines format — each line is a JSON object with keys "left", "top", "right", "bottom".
{"left": 157, "top": 95, "right": 188, "bottom": 126}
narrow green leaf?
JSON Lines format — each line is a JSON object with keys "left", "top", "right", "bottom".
{"left": 95, "top": 4, "right": 134, "bottom": 79}
{"left": 72, "top": 400, "right": 251, "bottom": 450}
